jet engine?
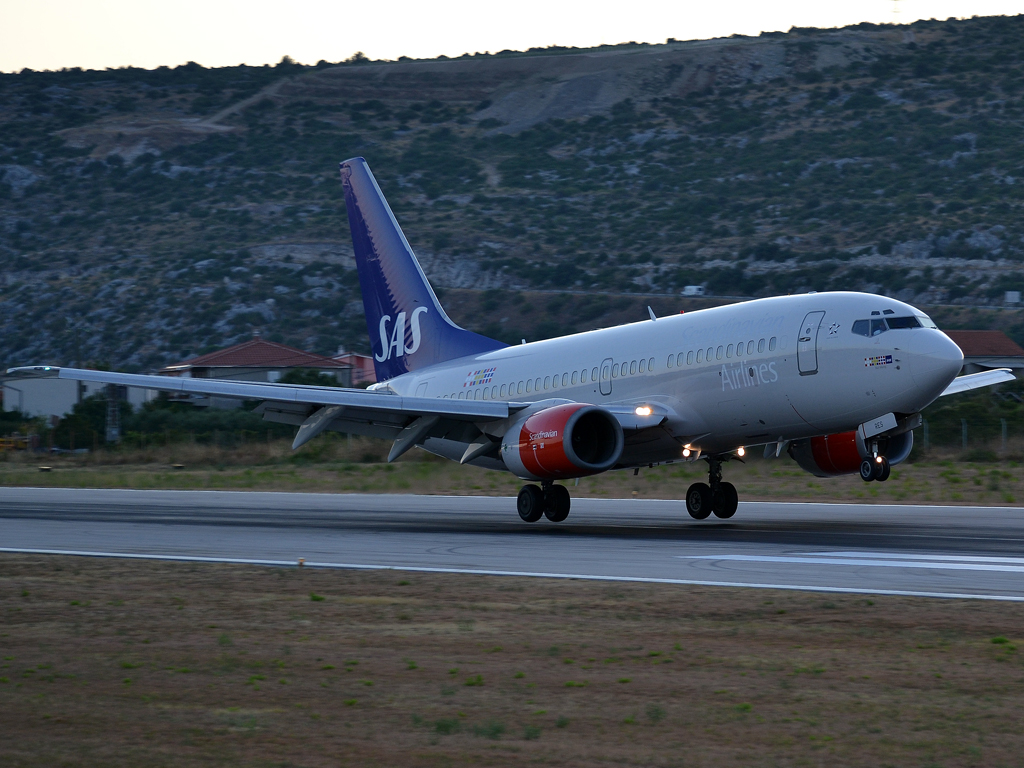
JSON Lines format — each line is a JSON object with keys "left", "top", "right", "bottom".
{"left": 788, "top": 429, "right": 914, "bottom": 478}
{"left": 501, "top": 403, "right": 624, "bottom": 480}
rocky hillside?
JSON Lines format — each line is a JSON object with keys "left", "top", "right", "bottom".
{"left": 2, "top": 15, "right": 1024, "bottom": 371}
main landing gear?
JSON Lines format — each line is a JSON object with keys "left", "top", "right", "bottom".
{"left": 518, "top": 481, "right": 571, "bottom": 523}
{"left": 685, "top": 456, "right": 738, "bottom": 521}
{"left": 860, "top": 455, "right": 891, "bottom": 482}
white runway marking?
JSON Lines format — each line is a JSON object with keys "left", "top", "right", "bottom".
{"left": 682, "top": 552, "right": 1024, "bottom": 572}
{"left": 3, "top": 547, "right": 1024, "bottom": 602}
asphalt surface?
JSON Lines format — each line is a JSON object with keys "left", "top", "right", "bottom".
{"left": 2, "top": 487, "right": 1024, "bottom": 600}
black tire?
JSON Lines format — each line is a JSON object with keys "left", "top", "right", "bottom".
{"left": 877, "top": 457, "right": 891, "bottom": 482}
{"left": 859, "top": 459, "right": 878, "bottom": 482}
{"left": 544, "top": 484, "right": 571, "bottom": 522}
{"left": 517, "top": 485, "right": 544, "bottom": 522}
{"left": 712, "top": 482, "right": 738, "bottom": 519}
{"left": 686, "top": 482, "right": 712, "bottom": 520}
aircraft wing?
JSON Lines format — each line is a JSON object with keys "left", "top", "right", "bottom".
{"left": 939, "top": 368, "right": 1016, "bottom": 396}
{"left": 5, "top": 366, "right": 526, "bottom": 457}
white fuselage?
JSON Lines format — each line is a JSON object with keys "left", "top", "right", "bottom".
{"left": 377, "top": 292, "right": 963, "bottom": 467}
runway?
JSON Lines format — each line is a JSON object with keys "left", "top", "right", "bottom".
{"left": 2, "top": 487, "right": 1024, "bottom": 600}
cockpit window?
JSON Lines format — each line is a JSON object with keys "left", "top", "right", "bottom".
{"left": 870, "top": 319, "right": 887, "bottom": 336}
{"left": 852, "top": 320, "right": 869, "bottom": 337}
{"left": 916, "top": 314, "right": 938, "bottom": 329}
{"left": 886, "top": 316, "right": 922, "bottom": 329}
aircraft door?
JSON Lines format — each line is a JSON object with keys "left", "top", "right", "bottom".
{"left": 599, "top": 358, "right": 613, "bottom": 396}
{"left": 797, "top": 311, "right": 825, "bottom": 376}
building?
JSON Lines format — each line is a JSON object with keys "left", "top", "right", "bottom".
{"left": 332, "top": 347, "right": 376, "bottom": 386}
{"left": 1, "top": 376, "right": 151, "bottom": 420}
{"left": 159, "top": 337, "right": 352, "bottom": 407}
{"left": 945, "top": 330, "right": 1024, "bottom": 376}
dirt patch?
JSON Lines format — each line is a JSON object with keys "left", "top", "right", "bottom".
{"left": 1, "top": 555, "right": 1022, "bottom": 766}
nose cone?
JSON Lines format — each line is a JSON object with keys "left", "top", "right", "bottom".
{"left": 909, "top": 330, "right": 963, "bottom": 398}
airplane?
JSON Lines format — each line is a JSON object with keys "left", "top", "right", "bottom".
{"left": 7, "top": 157, "right": 1014, "bottom": 522}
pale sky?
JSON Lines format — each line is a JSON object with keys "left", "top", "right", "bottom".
{"left": 2, "top": 0, "right": 1023, "bottom": 73}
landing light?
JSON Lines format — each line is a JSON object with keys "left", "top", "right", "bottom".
{"left": 635, "top": 406, "right": 652, "bottom": 416}
{"left": 682, "top": 448, "right": 691, "bottom": 458}
{"left": 875, "top": 455, "right": 884, "bottom": 464}
{"left": 737, "top": 446, "right": 746, "bottom": 457}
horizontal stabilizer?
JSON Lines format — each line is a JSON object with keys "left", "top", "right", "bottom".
{"left": 939, "top": 368, "right": 1015, "bottom": 397}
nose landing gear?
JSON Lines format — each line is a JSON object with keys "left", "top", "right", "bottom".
{"left": 686, "top": 456, "right": 738, "bottom": 520}
{"left": 517, "top": 481, "right": 572, "bottom": 523}
{"left": 859, "top": 456, "right": 891, "bottom": 482}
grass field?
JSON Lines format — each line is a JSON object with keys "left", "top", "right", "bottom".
{"left": 0, "top": 437, "right": 1021, "bottom": 506}
{"left": 1, "top": 554, "right": 1023, "bottom": 767}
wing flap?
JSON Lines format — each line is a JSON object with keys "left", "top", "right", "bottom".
{"left": 6, "top": 366, "right": 514, "bottom": 421}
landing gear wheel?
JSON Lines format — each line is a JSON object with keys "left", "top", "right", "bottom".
{"left": 712, "top": 482, "right": 738, "bottom": 519}
{"left": 517, "top": 485, "right": 544, "bottom": 522}
{"left": 859, "top": 459, "right": 879, "bottom": 482}
{"left": 876, "top": 457, "right": 891, "bottom": 482}
{"left": 543, "top": 485, "right": 571, "bottom": 522}
{"left": 686, "top": 482, "right": 713, "bottom": 520}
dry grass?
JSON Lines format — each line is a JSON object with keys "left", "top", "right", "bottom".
{"left": 1, "top": 554, "right": 1024, "bottom": 766}
{"left": 0, "top": 436, "right": 1021, "bottom": 505}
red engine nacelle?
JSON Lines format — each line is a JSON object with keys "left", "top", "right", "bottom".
{"left": 789, "top": 430, "right": 914, "bottom": 478}
{"left": 501, "top": 403, "right": 624, "bottom": 480}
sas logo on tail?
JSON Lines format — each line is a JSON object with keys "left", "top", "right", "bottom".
{"left": 375, "top": 307, "right": 428, "bottom": 362}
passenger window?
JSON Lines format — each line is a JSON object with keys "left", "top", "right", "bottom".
{"left": 630, "top": 361, "right": 637, "bottom": 375}
{"left": 677, "top": 353, "right": 684, "bottom": 366}
{"left": 517, "top": 381, "right": 524, "bottom": 395}
{"left": 747, "top": 340, "right": 754, "bottom": 355}
{"left": 696, "top": 349, "right": 703, "bottom": 363}
{"left": 852, "top": 320, "right": 869, "bottom": 336}
{"left": 562, "top": 373, "right": 568, "bottom": 387}
{"left": 727, "top": 344, "right": 733, "bottom": 358}
{"left": 667, "top": 355, "right": 674, "bottom": 369}
{"left": 758, "top": 339, "right": 765, "bottom": 353}
{"left": 543, "top": 376, "right": 550, "bottom": 389}
{"left": 500, "top": 384, "right": 507, "bottom": 398}
{"left": 592, "top": 367, "right": 598, "bottom": 381}
{"left": 458, "top": 391, "right": 464, "bottom": 399}
{"left": 639, "top": 359, "right": 646, "bottom": 374}
{"left": 769, "top": 336, "right": 777, "bottom": 351}
{"left": 525, "top": 379, "right": 532, "bottom": 393}
{"left": 706, "top": 347, "right": 713, "bottom": 361}
{"left": 581, "top": 369, "right": 588, "bottom": 383}
{"left": 736, "top": 340, "right": 744, "bottom": 354}
{"left": 716, "top": 346, "right": 723, "bottom": 360}
{"left": 482, "top": 388, "right": 488, "bottom": 400}
{"left": 492, "top": 386, "right": 498, "bottom": 399}
{"left": 686, "top": 351, "right": 694, "bottom": 365}
{"left": 871, "top": 319, "right": 887, "bottom": 336}
{"left": 572, "top": 371, "right": 578, "bottom": 385}
{"left": 649, "top": 357, "right": 654, "bottom": 370}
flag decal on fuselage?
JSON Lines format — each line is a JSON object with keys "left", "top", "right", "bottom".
{"left": 464, "top": 367, "right": 497, "bottom": 387}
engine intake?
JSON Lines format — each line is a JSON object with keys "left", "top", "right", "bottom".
{"left": 501, "top": 403, "right": 624, "bottom": 480}
{"left": 789, "top": 429, "right": 914, "bottom": 478}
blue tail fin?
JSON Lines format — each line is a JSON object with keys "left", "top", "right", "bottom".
{"left": 339, "top": 157, "right": 507, "bottom": 382}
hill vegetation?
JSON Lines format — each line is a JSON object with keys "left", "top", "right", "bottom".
{"left": 2, "top": 15, "right": 1024, "bottom": 370}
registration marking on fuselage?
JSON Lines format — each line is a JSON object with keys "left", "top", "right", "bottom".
{"left": 681, "top": 552, "right": 1024, "bottom": 573}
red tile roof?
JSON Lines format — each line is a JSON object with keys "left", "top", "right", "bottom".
{"left": 945, "top": 330, "right": 1024, "bottom": 358}
{"left": 162, "top": 338, "right": 348, "bottom": 371}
